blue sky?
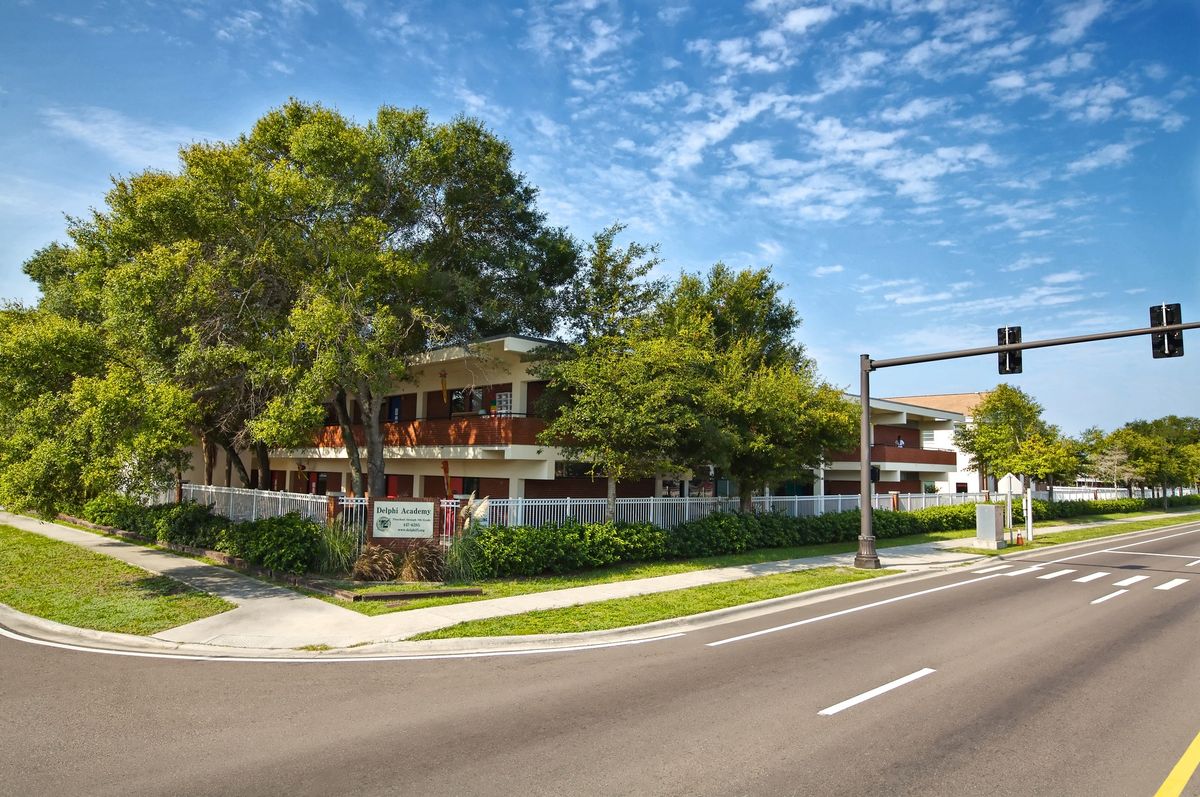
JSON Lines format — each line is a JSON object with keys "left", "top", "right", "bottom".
{"left": 1, "top": 0, "right": 1197, "bottom": 435}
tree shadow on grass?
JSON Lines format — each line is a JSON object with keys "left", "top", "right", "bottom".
{"left": 128, "top": 575, "right": 195, "bottom": 598}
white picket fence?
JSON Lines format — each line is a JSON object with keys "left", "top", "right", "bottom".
{"left": 164, "top": 482, "right": 1194, "bottom": 533}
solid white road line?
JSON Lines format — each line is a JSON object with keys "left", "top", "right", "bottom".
{"left": 0, "top": 625, "right": 687, "bottom": 664}
{"left": 1037, "top": 569, "right": 1077, "bottom": 580}
{"left": 1074, "top": 572, "right": 1110, "bottom": 583}
{"left": 1155, "top": 579, "right": 1189, "bottom": 591}
{"left": 1043, "top": 527, "right": 1200, "bottom": 566}
{"left": 818, "top": 668, "right": 936, "bottom": 716}
{"left": 1114, "top": 575, "right": 1150, "bottom": 587}
{"left": 1115, "top": 552, "right": 1199, "bottom": 560}
{"left": 1091, "top": 590, "right": 1128, "bottom": 605}
{"left": 1003, "top": 566, "right": 1044, "bottom": 577}
{"left": 976, "top": 564, "right": 1014, "bottom": 574}
{"left": 706, "top": 573, "right": 1007, "bottom": 647}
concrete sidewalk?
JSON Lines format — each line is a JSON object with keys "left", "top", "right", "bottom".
{"left": 3, "top": 510, "right": 1189, "bottom": 650}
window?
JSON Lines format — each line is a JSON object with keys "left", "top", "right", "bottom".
{"left": 494, "top": 391, "right": 513, "bottom": 416}
{"left": 461, "top": 477, "right": 480, "bottom": 496}
{"left": 921, "top": 430, "right": 935, "bottom": 446}
{"left": 901, "top": 471, "right": 922, "bottom": 481}
{"left": 322, "top": 403, "right": 339, "bottom": 426}
{"left": 956, "top": 482, "right": 968, "bottom": 493}
{"left": 555, "top": 461, "right": 593, "bottom": 478}
{"left": 386, "top": 395, "right": 404, "bottom": 423}
{"left": 451, "top": 387, "right": 484, "bottom": 414}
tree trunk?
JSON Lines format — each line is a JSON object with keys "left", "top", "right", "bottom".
{"left": 254, "top": 442, "right": 271, "bottom": 491}
{"left": 202, "top": 434, "right": 216, "bottom": 486}
{"left": 606, "top": 476, "right": 617, "bottom": 523}
{"left": 1047, "top": 476, "right": 1055, "bottom": 503}
{"left": 739, "top": 486, "right": 754, "bottom": 513}
{"left": 333, "top": 388, "right": 366, "bottom": 496}
{"left": 1161, "top": 482, "right": 1169, "bottom": 512}
{"left": 361, "top": 386, "right": 387, "bottom": 499}
{"left": 221, "top": 442, "right": 251, "bottom": 487}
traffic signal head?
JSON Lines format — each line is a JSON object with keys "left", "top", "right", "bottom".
{"left": 1150, "top": 303, "right": 1184, "bottom": 358}
{"left": 998, "top": 326, "right": 1022, "bottom": 374}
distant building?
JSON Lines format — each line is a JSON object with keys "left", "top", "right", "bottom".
{"left": 884, "top": 392, "right": 992, "bottom": 493}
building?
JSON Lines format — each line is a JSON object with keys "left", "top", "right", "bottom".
{"left": 883, "top": 392, "right": 992, "bottom": 493}
{"left": 185, "top": 337, "right": 982, "bottom": 499}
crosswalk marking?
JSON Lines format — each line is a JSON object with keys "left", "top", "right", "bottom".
{"left": 1074, "top": 572, "right": 1110, "bottom": 583}
{"left": 1004, "top": 566, "right": 1044, "bottom": 577}
{"left": 1155, "top": 579, "right": 1189, "bottom": 591}
{"left": 1037, "top": 569, "right": 1076, "bottom": 580}
{"left": 976, "top": 564, "right": 1014, "bottom": 574}
{"left": 1114, "top": 575, "right": 1150, "bottom": 587}
{"left": 1187, "top": 560, "right": 1200, "bottom": 568}
{"left": 1092, "top": 589, "right": 1128, "bottom": 605}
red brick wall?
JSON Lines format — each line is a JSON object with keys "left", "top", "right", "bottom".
{"left": 479, "top": 477, "right": 510, "bottom": 499}
{"left": 875, "top": 425, "right": 921, "bottom": 448}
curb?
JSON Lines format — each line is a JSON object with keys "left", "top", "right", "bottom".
{"left": 3, "top": 517, "right": 1196, "bottom": 661}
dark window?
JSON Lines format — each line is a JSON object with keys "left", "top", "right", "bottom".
{"left": 322, "top": 403, "right": 339, "bottom": 426}
{"left": 386, "top": 395, "right": 404, "bottom": 422}
{"left": 555, "top": 461, "right": 593, "bottom": 478}
{"left": 901, "top": 471, "right": 921, "bottom": 481}
{"left": 461, "top": 476, "right": 481, "bottom": 496}
{"left": 314, "top": 472, "right": 328, "bottom": 496}
{"left": 451, "top": 388, "right": 484, "bottom": 414}
{"left": 956, "top": 482, "right": 968, "bottom": 493}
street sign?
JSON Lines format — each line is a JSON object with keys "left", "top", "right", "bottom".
{"left": 997, "top": 326, "right": 1022, "bottom": 373}
{"left": 1150, "top": 303, "right": 1184, "bottom": 358}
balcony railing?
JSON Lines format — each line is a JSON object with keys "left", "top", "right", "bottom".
{"left": 310, "top": 415, "right": 546, "bottom": 449}
{"left": 825, "top": 444, "right": 958, "bottom": 467}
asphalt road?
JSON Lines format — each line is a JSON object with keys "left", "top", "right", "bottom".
{"left": 3, "top": 522, "right": 1199, "bottom": 796}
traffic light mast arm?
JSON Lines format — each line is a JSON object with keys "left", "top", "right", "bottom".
{"left": 852, "top": 317, "right": 1198, "bottom": 571}
{"left": 867, "top": 321, "right": 1200, "bottom": 371}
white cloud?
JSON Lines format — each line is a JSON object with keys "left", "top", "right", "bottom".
{"left": 657, "top": 5, "right": 689, "bottom": 24}
{"left": 879, "top": 97, "right": 954, "bottom": 124}
{"left": 1042, "top": 270, "right": 1086, "bottom": 284}
{"left": 215, "top": 9, "right": 263, "bottom": 41}
{"left": 810, "top": 264, "right": 844, "bottom": 277}
{"left": 818, "top": 50, "right": 887, "bottom": 94}
{"left": 1050, "top": 0, "right": 1108, "bottom": 45}
{"left": 41, "top": 106, "right": 208, "bottom": 170}
{"left": 1002, "top": 255, "right": 1052, "bottom": 273}
{"left": 1127, "top": 96, "right": 1187, "bottom": 132}
{"left": 1067, "top": 141, "right": 1136, "bottom": 174}
{"left": 780, "top": 5, "right": 835, "bottom": 34}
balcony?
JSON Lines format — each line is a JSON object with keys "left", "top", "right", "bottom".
{"left": 825, "top": 444, "right": 958, "bottom": 467}
{"left": 310, "top": 415, "right": 546, "bottom": 449}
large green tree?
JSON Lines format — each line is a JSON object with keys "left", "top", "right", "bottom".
{"left": 246, "top": 102, "right": 579, "bottom": 497}
{"left": 953, "top": 384, "right": 1051, "bottom": 487}
{"left": 657, "top": 265, "right": 857, "bottom": 509}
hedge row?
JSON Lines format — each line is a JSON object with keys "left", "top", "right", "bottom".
{"left": 80, "top": 494, "right": 324, "bottom": 574}
{"left": 465, "top": 494, "right": 1200, "bottom": 578}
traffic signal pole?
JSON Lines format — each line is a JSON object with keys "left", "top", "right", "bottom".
{"left": 853, "top": 318, "right": 1199, "bottom": 570}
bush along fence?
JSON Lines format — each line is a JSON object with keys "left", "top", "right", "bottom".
{"left": 75, "top": 493, "right": 355, "bottom": 577}
{"left": 129, "top": 486, "right": 1200, "bottom": 582}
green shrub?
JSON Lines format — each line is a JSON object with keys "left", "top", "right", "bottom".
{"left": 216, "top": 513, "right": 322, "bottom": 574}
{"left": 443, "top": 527, "right": 481, "bottom": 584}
{"left": 81, "top": 493, "right": 144, "bottom": 529}
{"left": 153, "top": 502, "right": 227, "bottom": 550}
{"left": 314, "top": 520, "right": 360, "bottom": 576}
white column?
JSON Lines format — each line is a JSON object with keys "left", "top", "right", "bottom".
{"left": 512, "top": 380, "right": 529, "bottom": 416}
{"left": 814, "top": 467, "right": 825, "bottom": 497}
{"left": 508, "top": 476, "right": 524, "bottom": 499}
{"left": 415, "top": 390, "right": 428, "bottom": 420}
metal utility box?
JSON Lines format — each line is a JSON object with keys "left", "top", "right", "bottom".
{"left": 975, "top": 504, "right": 1006, "bottom": 550}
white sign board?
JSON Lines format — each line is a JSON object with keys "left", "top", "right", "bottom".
{"left": 372, "top": 500, "right": 436, "bottom": 539}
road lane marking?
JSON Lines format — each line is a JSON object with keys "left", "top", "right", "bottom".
{"left": 1114, "top": 552, "right": 1199, "bottom": 560}
{"left": 1003, "top": 566, "right": 1044, "bottom": 577}
{"left": 976, "top": 564, "right": 1014, "bottom": 574}
{"left": 1043, "top": 527, "right": 1200, "bottom": 566}
{"left": 706, "top": 573, "right": 1007, "bottom": 647}
{"left": 818, "top": 668, "right": 936, "bottom": 716}
{"left": 0, "top": 625, "right": 686, "bottom": 663}
{"left": 1037, "top": 569, "right": 1076, "bottom": 580}
{"left": 1074, "top": 572, "right": 1110, "bottom": 583}
{"left": 1187, "top": 560, "right": 1200, "bottom": 567}
{"left": 1114, "top": 575, "right": 1150, "bottom": 587}
{"left": 1091, "top": 590, "right": 1128, "bottom": 605}
{"left": 1154, "top": 726, "right": 1200, "bottom": 797}
{"left": 1155, "top": 579, "right": 1189, "bottom": 591}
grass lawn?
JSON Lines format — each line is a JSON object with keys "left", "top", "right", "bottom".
{"left": 953, "top": 511, "right": 1200, "bottom": 556}
{"left": 316, "top": 528, "right": 976, "bottom": 616}
{"left": 410, "top": 566, "right": 900, "bottom": 640}
{"left": 0, "top": 524, "right": 234, "bottom": 635}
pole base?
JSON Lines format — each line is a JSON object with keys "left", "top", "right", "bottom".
{"left": 854, "top": 554, "right": 882, "bottom": 569}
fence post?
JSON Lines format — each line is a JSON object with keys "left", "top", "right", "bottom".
{"left": 326, "top": 495, "right": 340, "bottom": 526}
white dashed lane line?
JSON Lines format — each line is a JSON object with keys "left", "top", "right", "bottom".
{"left": 1114, "top": 575, "right": 1150, "bottom": 587}
{"left": 976, "top": 564, "right": 1014, "bottom": 574}
{"left": 1091, "top": 590, "right": 1128, "bottom": 605}
{"left": 1155, "top": 579, "right": 1189, "bottom": 591}
{"left": 1003, "top": 566, "right": 1044, "bottom": 577}
{"left": 1074, "top": 572, "right": 1110, "bottom": 583}
{"left": 818, "top": 668, "right": 937, "bottom": 717}
{"left": 1037, "top": 569, "right": 1077, "bottom": 580}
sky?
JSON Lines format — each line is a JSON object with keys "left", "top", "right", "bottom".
{"left": 1, "top": 0, "right": 1197, "bottom": 435}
